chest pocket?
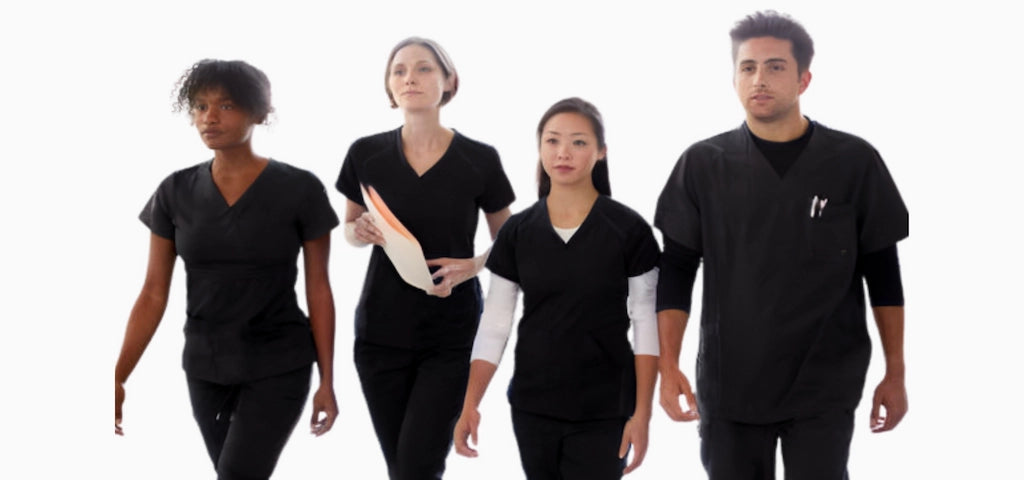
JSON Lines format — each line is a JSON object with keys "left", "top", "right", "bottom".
{"left": 810, "top": 203, "right": 856, "bottom": 263}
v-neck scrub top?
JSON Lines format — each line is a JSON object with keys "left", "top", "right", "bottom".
{"left": 140, "top": 159, "right": 340, "bottom": 384}
{"left": 336, "top": 128, "right": 516, "bottom": 349}
{"left": 487, "top": 196, "right": 660, "bottom": 421}
{"left": 654, "top": 121, "right": 909, "bottom": 423}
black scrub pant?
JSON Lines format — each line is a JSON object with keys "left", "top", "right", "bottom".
{"left": 187, "top": 365, "right": 311, "bottom": 480}
{"left": 354, "top": 340, "right": 471, "bottom": 480}
{"left": 511, "top": 409, "right": 628, "bottom": 480}
{"left": 699, "top": 409, "right": 855, "bottom": 480}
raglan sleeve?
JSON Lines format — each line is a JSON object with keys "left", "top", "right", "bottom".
{"left": 298, "top": 171, "right": 341, "bottom": 241}
{"left": 138, "top": 174, "right": 176, "bottom": 240}
{"left": 654, "top": 148, "right": 703, "bottom": 252}
{"left": 856, "top": 148, "right": 909, "bottom": 254}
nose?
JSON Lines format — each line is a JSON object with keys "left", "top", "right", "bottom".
{"left": 200, "top": 108, "right": 219, "bottom": 124}
{"left": 556, "top": 143, "right": 571, "bottom": 159}
{"left": 752, "top": 68, "right": 766, "bottom": 88}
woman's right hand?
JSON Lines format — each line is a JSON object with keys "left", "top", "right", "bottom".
{"left": 453, "top": 408, "right": 481, "bottom": 458}
{"left": 115, "top": 382, "right": 125, "bottom": 435}
{"left": 348, "top": 212, "right": 385, "bottom": 246}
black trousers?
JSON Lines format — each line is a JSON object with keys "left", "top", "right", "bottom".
{"left": 699, "top": 409, "right": 855, "bottom": 480}
{"left": 187, "top": 365, "right": 311, "bottom": 480}
{"left": 511, "top": 409, "right": 628, "bottom": 480}
{"left": 354, "top": 340, "right": 471, "bottom": 480}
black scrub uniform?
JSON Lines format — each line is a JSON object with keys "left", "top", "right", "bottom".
{"left": 140, "top": 159, "right": 339, "bottom": 479}
{"left": 487, "top": 195, "right": 659, "bottom": 480}
{"left": 654, "top": 121, "right": 908, "bottom": 478}
{"left": 336, "top": 127, "right": 515, "bottom": 480}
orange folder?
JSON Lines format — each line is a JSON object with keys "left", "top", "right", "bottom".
{"left": 360, "top": 184, "right": 435, "bottom": 293}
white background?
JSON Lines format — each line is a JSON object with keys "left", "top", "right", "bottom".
{"left": 1, "top": 0, "right": 1020, "bottom": 478}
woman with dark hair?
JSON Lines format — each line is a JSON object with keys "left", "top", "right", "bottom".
{"left": 335, "top": 37, "right": 515, "bottom": 479}
{"left": 453, "top": 97, "right": 660, "bottom": 479}
{"left": 114, "top": 59, "right": 340, "bottom": 479}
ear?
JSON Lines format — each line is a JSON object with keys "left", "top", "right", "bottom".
{"left": 798, "top": 70, "right": 812, "bottom": 94}
{"left": 598, "top": 145, "right": 608, "bottom": 161}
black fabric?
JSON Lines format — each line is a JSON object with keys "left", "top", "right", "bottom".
{"left": 511, "top": 408, "right": 628, "bottom": 480}
{"left": 487, "top": 195, "right": 660, "bottom": 421}
{"left": 858, "top": 244, "right": 904, "bottom": 307}
{"left": 354, "top": 339, "right": 472, "bottom": 480}
{"left": 336, "top": 127, "right": 515, "bottom": 349}
{"left": 749, "top": 121, "right": 815, "bottom": 178}
{"left": 699, "top": 409, "right": 854, "bottom": 480}
{"left": 140, "top": 159, "right": 339, "bottom": 384}
{"left": 656, "top": 236, "right": 701, "bottom": 313}
{"left": 654, "top": 121, "right": 908, "bottom": 423}
{"left": 187, "top": 365, "right": 312, "bottom": 480}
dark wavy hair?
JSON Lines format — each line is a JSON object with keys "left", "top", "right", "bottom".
{"left": 730, "top": 10, "right": 814, "bottom": 73}
{"left": 535, "top": 97, "right": 611, "bottom": 199}
{"left": 173, "top": 59, "right": 273, "bottom": 123}
{"left": 385, "top": 37, "right": 459, "bottom": 109}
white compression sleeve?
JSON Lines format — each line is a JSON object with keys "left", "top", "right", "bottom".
{"left": 470, "top": 273, "right": 520, "bottom": 365}
{"left": 628, "top": 268, "right": 660, "bottom": 356}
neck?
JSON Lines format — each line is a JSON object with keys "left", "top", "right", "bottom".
{"left": 212, "top": 142, "right": 262, "bottom": 171}
{"left": 546, "top": 183, "right": 600, "bottom": 227}
{"left": 746, "top": 111, "right": 809, "bottom": 142}
{"left": 401, "top": 110, "right": 448, "bottom": 145}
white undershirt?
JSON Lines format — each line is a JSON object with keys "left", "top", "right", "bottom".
{"left": 470, "top": 268, "right": 660, "bottom": 365}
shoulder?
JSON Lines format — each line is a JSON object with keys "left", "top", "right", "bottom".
{"left": 812, "top": 121, "right": 879, "bottom": 156}
{"left": 449, "top": 130, "right": 502, "bottom": 170}
{"left": 346, "top": 128, "right": 399, "bottom": 158}
{"left": 451, "top": 130, "right": 499, "bottom": 157}
{"left": 671, "top": 126, "right": 744, "bottom": 174}
{"left": 266, "top": 159, "right": 324, "bottom": 187}
{"left": 595, "top": 196, "right": 653, "bottom": 236}
{"left": 156, "top": 161, "right": 206, "bottom": 189}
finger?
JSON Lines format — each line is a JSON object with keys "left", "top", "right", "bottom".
{"left": 870, "top": 398, "right": 881, "bottom": 428}
{"left": 618, "top": 431, "right": 630, "bottom": 459}
{"left": 115, "top": 421, "right": 123, "bottom": 436}
{"left": 624, "top": 446, "right": 644, "bottom": 474}
{"left": 660, "top": 395, "right": 687, "bottom": 421}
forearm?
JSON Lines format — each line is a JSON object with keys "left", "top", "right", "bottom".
{"left": 115, "top": 291, "right": 168, "bottom": 385}
{"left": 307, "top": 282, "right": 336, "bottom": 388}
{"left": 872, "top": 306, "right": 905, "bottom": 379}
{"left": 462, "top": 359, "right": 499, "bottom": 411}
{"left": 657, "top": 309, "right": 689, "bottom": 371}
{"left": 633, "top": 354, "right": 658, "bottom": 420}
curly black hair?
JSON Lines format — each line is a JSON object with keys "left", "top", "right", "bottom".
{"left": 173, "top": 59, "right": 273, "bottom": 123}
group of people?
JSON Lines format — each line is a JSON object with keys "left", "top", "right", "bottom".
{"left": 113, "top": 10, "right": 909, "bottom": 480}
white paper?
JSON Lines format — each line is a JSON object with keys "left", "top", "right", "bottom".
{"left": 360, "top": 185, "right": 435, "bottom": 293}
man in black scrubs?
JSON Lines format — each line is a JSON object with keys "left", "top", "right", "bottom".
{"left": 654, "top": 10, "right": 909, "bottom": 479}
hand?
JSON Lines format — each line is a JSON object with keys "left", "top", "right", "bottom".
{"left": 352, "top": 212, "right": 385, "bottom": 246}
{"left": 310, "top": 385, "right": 338, "bottom": 436}
{"left": 425, "top": 257, "right": 478, "bottom": 298}
{"left": 453, "top": 408, "right": 481, "bottom": 458}
{"left": 870, "top": 375, "right": 907, "bottom": 433}
{"left": 115, "top": 382, "right": 125, "bottom": 436}
{"left": 619, "top": 416, "right": 650, "bottom": 475}
{"left": 659, "top": 365, "right": 699, "bottom": 422}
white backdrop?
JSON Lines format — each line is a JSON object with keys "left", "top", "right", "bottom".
{"left": 1, "top": 0, "right": 1020, "bottom": 478}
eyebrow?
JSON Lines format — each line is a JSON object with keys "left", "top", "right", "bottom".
{"left": 739, "top": 58, "right": 788, "bottom": 65}
{"left": 544, "top": 131, "right": 591, "bottom": 137}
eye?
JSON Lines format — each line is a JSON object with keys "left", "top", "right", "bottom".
{"left": 418, "top": 66, "right": 432, "bottom": 73}
{"left": 573, "top": 139, "right": 587, "bottom": 147}
{"left": 770, "top": 64, "right": 785, "bottom": 72}
{"left": 544, "top": 138, "right": 558, "bottom": 145}
{"left": 220, "top": 103, "right": 234, "bottom": 110}
{"left": 193, "top": 104, "right": 208, "bottom": 112}
{"left": 392, "top": 68, "right": 405, "bottom": 76}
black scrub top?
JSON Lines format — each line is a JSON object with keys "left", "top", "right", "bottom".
{"left": 654, "top": 121, "right": 908, "bottom": 423}
{"left": 487, "top": 196, "right": 660, "bottom": 421}
{"left": 336, "top": 128, "right": 515, "bottom": 349}
{"left": 140, "top": 159, "right": 339, "bottom": 384}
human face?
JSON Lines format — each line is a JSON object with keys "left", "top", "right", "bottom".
{"left": 387, "top": 44, "right": 453, "bottom": 111}
{"left": 191, "top": 88, "right": 257, "bottom": 151}
{"left": 733, "top": 36, "right": 811, "bottom": 125}
{"left": 539, "top": 112, "right": 606, "bottom": 191}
